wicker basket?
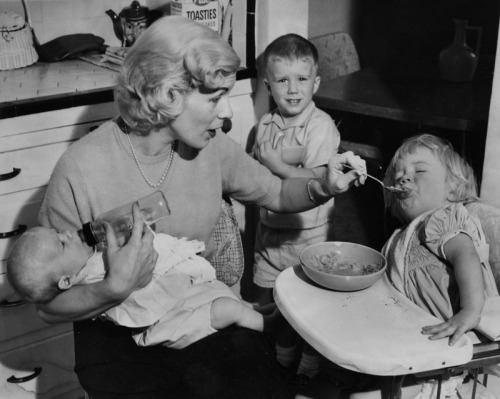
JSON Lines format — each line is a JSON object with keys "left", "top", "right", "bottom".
{"left": 0, "top": 11, "right": 38, "bottom": 70}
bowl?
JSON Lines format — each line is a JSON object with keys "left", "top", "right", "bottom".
{"left": 299, "top": 242, "right": 387, "bottom": 291}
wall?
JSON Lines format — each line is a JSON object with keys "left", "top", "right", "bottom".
{"left": 252, "top": 0, "right": 309, "bottom": 129}
{"left": 308, "top": 0, "right": 354, "bottom": 39}
{"left": 0, "top": 0, "right": 152, "bottom": 46}
{"left": 480, "top": 21, "right": 500, "bottom": 206}
{"left": 0, "top": 0, "right": 247, "bottom": 64}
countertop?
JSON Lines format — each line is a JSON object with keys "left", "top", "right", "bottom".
{"left": 0, "top": 60, "right": 256, "bottom": 120}
{"left": 0, "top": 59, "right": 117, "bottom": 119}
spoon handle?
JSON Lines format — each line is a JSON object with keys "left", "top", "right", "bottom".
{"left": 343, "top": 164, "right": 403, "bottom": 193}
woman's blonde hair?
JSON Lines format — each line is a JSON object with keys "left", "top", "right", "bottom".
{"left": 115, "top": 16, "right": 240, "bottom": 135}
{"left": 384, "top": 134, "right": 478, "bottom": 221}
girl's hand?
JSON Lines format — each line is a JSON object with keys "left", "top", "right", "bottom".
{"left": 325, "top": 151, "right": 367, "bottom": 195}
{"left": 103, "top": 203, "right": 157, "bottom": 300}
{"left": 421, "top": 309, "right": 481, "bottom": 346}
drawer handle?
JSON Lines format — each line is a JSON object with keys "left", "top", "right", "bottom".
{"left": 0, "top": 299, "right": 26, "bottom": 307}
{"left": 0, "top": 167, "right": 21, "bottom": 181}
{"left": 0, "top": 224, "right": 27, "bottom": 239}
{"left": 7, "top": 367, "right": 42, "bottom": 383}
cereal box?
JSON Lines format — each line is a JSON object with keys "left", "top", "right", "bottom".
{"left": 171, "top": 0, "right": 221, "bottom": 33}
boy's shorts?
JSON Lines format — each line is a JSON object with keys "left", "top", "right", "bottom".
{"left": 253, "top": 222, "right": 332, "bottom": 288}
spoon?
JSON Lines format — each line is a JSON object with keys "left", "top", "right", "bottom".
{"left": 344, "top": 165, "right": 407, "bottom": 193}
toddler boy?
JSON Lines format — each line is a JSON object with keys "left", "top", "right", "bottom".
{"left": 252, "top": 33, "right": 341, "bottom": 381}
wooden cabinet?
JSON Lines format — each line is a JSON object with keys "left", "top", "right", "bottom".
{"left": 0, "top": 102, "right": 117, "bottom": 398}
{"left": 0, "top": 76, "right": 256, "bottom": 397}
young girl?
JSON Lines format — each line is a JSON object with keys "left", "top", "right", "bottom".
{"left": 299, "top": 134, "right": 500, "bottom": 399}
{"left": 382, "top": 133, "right": 498, "bottom": 347}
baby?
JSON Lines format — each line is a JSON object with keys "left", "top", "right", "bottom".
{"left": 7, "top": 226, "right": 284, "bottom": 349}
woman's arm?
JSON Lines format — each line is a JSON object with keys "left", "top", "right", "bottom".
{"left": 421, "top": 233, "right": 484, "bottom": 345}
{"left": 265, "top": 151, "right": 366, "bottom": 213}
{"left": 36, "top": 205, "right": 157, "bottom": 323}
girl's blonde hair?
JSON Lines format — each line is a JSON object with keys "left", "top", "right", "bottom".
{"left": 115, "top": 16, "right": 240, "bottom": 135}
{"left": 384, "top": 134, "right": 478, "bottom": 221}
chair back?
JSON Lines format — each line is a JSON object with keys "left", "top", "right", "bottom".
{"left": 466, "top": 201, "right": 500, "bottom": 291}
{"left": 309, "top": 32, "right": 360, "bottom": 82}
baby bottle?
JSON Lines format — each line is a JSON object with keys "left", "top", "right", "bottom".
{"left": 78, "top": 191, "right": 169, "bottom": 246}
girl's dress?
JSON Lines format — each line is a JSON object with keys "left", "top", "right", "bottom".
{"left": 382, "top": 202, "right": 499, "bottom": 322}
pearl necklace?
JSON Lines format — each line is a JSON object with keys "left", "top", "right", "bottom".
{"left": 124, "top": 124, "right": 176, "bottom": 189}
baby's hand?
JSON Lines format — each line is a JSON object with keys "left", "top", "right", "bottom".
{"left": 421, "top": 309, "right": 480, "bottom": 346}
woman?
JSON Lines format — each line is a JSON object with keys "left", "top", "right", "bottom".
{"left": 37, "top": 16, "right": 366, "bottom": 398}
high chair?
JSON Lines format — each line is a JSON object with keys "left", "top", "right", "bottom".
{"left": 292, "top": 201, "right": 500, "bottom": 399}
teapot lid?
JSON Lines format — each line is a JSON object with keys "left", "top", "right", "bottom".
{"left": 120, "top": 1, "right": 149, "bottom": 22}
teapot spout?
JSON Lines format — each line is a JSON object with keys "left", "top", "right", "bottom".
{"left": 106, "top": 9, "right": 124, "bottom": 43}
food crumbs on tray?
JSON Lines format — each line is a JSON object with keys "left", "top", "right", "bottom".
{"left": 383, "top": 296, "right": 400, "bottom": 306}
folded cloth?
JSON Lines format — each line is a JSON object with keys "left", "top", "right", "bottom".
{"left": 476, "top": 295, "right": 500, "bottom": 341}
{"left": 36, "top": 33, "right": 106, "bottom": 62}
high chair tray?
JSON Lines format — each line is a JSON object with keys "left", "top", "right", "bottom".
{"left": 274, "top": 266, "right": 473, "bottom": 376}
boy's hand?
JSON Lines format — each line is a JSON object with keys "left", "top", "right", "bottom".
{"left": 254, "top": 135, "right": 287, "bottom": 174}
{"left": 324, "top": 151, "right": 367, "bottom": 195}
{"left": 103, "top": 203, "right": 157, "bottom": 300}
{"left": 421, "top": 309, "right": 480, "bottom": 346}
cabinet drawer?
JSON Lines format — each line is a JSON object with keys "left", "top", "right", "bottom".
{"left": 0, "top": 266, "right": 22, "bottom": 303}
{"left": 0, "top": 330, "right": 83, "bottom": 398}
{"left": 0, "top": 298, "right": 71, "bottom": 343}
{"left": 0, "top": 141, "right": 78, "bottom": 196}
{"left": 0, "top": 102, "right": 117, "bottom": 139}
{"left": 0, "top": 189, "right": 45, "bottom": 263}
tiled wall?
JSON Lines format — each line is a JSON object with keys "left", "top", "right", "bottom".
{"left": 0, "top": 0, "right": 165, "bottom": 47}
{"left": 0, "top": 0, "right": 247, "bottom": 64}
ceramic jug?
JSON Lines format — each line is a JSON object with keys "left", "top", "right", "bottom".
{"left": 439, "top": 19, "right": 482, "bottom": 82}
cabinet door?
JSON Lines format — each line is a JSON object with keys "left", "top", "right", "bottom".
{"left": 0, "top": 298, "right": 74, "bottom": 343}
{"left": 0, "top": 189, "right": 45, "bottom": 264}
{"left": 0, "top": 331, "right": 83, "bottom": 399}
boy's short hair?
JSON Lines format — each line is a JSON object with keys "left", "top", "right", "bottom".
{"left": 263, "top": 33, "right": 319, "bottom": 72}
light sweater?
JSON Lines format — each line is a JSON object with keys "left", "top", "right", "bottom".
{"left": 39, "top": 120, "right": 281, "bottom": 260}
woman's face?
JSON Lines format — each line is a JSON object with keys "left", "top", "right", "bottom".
{"left": 393, "top": 146, "right": 452, "bottom": 222}
{"left": 169, "top": 74, "right": 236, "bottom": 149}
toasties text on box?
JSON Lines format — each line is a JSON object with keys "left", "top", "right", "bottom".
{"left": 171, "top": 0, "right": 221, "bottom": 33}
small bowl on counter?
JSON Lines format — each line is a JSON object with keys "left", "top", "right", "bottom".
{"left": 299, "top": 241, "right": 387, "bottom": 291}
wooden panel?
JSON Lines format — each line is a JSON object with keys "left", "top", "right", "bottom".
{"left": 0, "top": 299, "right": 72, "bottom": 344}
{"left": 0, "top": 102, "right": 117, "bottom": 138}
{"left": 0, "top": 189, "right": 46, "bottom": 263}
{"left": 0, "top": 142, "right": 77, "bottom": 195}
{"left": 0, "top": 331, "right": 83, "bottom": 398}
{"left": 0, "top": 122, "right": 94, "bottom": 154}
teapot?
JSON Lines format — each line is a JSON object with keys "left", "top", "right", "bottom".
{"left": 106, "top": 1, "right": 161, "bottom": 47}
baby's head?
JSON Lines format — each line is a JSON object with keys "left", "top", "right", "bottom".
{"left": 263, "top": 34, "right": 320, "bottom": 119}
{"left": 384, "top": 134, "right": 478, "bottom": 223}
{"left": 7, "top": 227, "right": 92, "bottom": 303}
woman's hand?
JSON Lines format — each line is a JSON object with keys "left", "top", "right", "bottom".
{"left": 103, "top": 203, "right": 157, "bottom": 300}
{"left": 324, "top": 151, "right": 367, "bottom": 195}
{"left": 421, "top": 309, "right": 481, "bottom": 346}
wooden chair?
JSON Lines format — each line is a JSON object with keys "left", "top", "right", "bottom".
{"left": 309, "top": 32, "right": 361, "bottom": 83}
